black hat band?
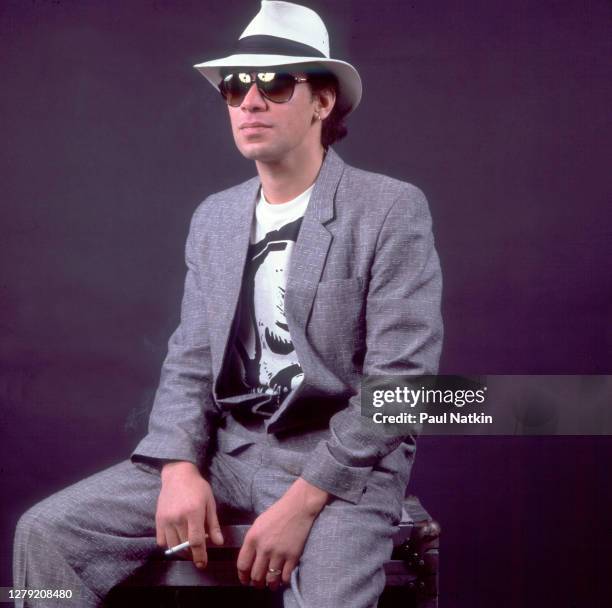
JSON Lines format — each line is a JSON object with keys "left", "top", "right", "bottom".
{"left": 233, "top": 35, "right": 326, "bottom": 59}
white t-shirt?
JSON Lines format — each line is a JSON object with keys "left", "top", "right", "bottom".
{"left": 229, "top": 183, "right": 314, "bottom": 406}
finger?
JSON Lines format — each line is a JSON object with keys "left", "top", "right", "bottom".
{"left": 176, "top": 520, "right": 188, "bottom": 543}
{"left": 176, "top": 521, "right": 192, "bottom": 560}
{"left": 282, "top": 558, "right": 298, "bottom": 586}
{"left": 236, "top": 540, "right": 256, "bottom": 586}
{"left": 155, "top": 520, "right": 166, "bottom": 548}
{"left": 265, "top": 558, "right": 285, "bottom": 591}
{"left": 164, "top": 526, "right": 183, "bottom": 556}
{"left": 250, "top": 550, "right": 271, "bottom": 589}
{"left": 205, "top": 496, "right": 224, "bottom": 546}
{"left": 187, "top": 515, "right": 208, "bottom": 569}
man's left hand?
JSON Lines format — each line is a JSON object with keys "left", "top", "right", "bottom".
{"left": 237, "top": 477, "right": 329, "bottom": 590}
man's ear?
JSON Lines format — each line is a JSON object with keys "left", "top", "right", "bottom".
{"left": 315, "top": 87, "right": 336, "bottom": 121}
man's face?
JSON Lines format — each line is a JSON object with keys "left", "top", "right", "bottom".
{"left": 225, "top": 70, "right": 322, "bottom": 162}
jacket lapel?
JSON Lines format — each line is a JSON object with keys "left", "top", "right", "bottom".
{"left": 284, "top": 147, "right": 345, "bottom": 330}
{"left": 211, "top": 177, "right": 260, "bottom": 380}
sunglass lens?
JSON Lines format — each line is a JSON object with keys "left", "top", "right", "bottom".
{"left": 258, "top": 73, "right": 295, "bottom": 103}
{"left": 220, "top": 74, "right": 249, "bottom": 107}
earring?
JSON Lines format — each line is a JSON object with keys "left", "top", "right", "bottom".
{"left": 314, "top": 111, "right": 321, "bottom": 120}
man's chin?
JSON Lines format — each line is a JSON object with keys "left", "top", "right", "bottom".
{"left": 237, "top": 142, "right": 282, "bottom": 162}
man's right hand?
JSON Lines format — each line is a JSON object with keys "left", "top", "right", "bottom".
{"left": 156, "top": 461, "right": 224, "bottom": 569}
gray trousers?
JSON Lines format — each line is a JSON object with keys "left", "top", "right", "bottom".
{"left": 13, "top": 423, "right": 408, "bottom": 608}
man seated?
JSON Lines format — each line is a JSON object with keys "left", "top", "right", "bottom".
{"left": 13, "top": 2, "right": 443, "bottom": 606}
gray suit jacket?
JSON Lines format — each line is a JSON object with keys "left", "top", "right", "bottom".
{"left": 132, "top": 147, "right": 443, "bottom": 504}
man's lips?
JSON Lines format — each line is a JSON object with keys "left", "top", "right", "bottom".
{"left": 240, "top": 122, "right": 272, "bottom": 130}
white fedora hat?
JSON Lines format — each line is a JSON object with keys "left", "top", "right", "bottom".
{"left": 194, "top": 0, "right": 362, "bottom": 113}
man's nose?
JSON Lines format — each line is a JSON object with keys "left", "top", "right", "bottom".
{"left": 241, "top": 82, "right": 267, "bottom": 110}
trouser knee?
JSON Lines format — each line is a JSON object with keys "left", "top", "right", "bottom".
{"left": 15, "top": 498, "right": 73, "bottom": 553}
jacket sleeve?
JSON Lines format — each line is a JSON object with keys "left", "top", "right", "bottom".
{"left": 131, "top": 202, "right": 217, "bottom": 471}
{"left": 300, "top": 184, "right": 444, "bottom": 503}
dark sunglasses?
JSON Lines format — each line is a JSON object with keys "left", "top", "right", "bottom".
{"left": 219, "top": 71, "right": 309, "bottom": 107}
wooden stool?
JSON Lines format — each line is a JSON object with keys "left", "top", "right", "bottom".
{"left": 107, "top": 495, "right": 440, "bottom": 607}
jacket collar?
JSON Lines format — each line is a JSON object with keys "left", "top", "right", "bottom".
{"left": 304, "top": 146, "right": 344, "bottom": 224}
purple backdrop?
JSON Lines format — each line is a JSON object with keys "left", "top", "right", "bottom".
{"left": 1, "top": 1, "right": 611, "bottom": 605}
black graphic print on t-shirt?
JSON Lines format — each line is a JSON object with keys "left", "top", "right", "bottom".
{"left": 232, "top": 216, "right": 304, "bottom": 398}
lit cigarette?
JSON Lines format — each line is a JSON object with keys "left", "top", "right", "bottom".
{"left": 164, "top": 535, "right": 208, "bottom": 556}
